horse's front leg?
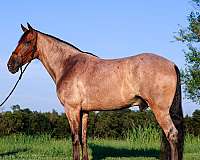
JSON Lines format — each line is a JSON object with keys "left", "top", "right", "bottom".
{"left": 81, "top": 112, "right": 89, "bottom": 160}
{"left": 64, "top": 106, "right": 81, "bottom": 160}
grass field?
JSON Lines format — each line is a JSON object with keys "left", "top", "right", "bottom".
{"left": 0, "top": 128, "right": 199, "bottom": 160}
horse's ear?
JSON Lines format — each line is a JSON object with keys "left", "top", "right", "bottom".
{"left": 27, "top": 23, "right": 33, "bottom": 31}
{"left": 21, "top": 24, "right": 28, "bottom": 32}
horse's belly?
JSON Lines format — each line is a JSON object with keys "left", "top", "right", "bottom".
{"left": 81, "top": 87, "right": 137, "bottom": 111}
{"left": 82, "top": 99, "right": 132, "bottom": 111}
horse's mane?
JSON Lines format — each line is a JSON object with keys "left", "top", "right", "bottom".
{"left": 36, "top": 30, "right": 98, "bottom": 57}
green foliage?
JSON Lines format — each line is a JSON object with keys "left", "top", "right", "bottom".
{"left": 0, "top": 105, "right": 200, "bottom": 159}
{"left": 191, "top": 109, "right": 200, "bottom": 135}
{"left": 176, "top": 0, "right": 200, "bottom": 104}
{"left": 0, "top": 105, "right": 70, "bottom": 138}
{"left": 184, "top": 109, "right": 200, "bottom": 136}
{"left": 0, "top": 105, "right": 200, "bottom": 139}
{"left": 94, "top": 109, "right": 158, "bottom": 139}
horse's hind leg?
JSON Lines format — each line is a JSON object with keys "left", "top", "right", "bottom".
{"left": 151, "top": 107, "right": 178, "bottom": 160}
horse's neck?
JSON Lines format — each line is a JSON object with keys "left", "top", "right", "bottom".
{"left": 37, "top": 32, "right": 81, "bottom": 83}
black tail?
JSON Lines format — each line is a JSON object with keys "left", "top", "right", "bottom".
{"left": 160, "top": 65, "right": 184, "bottom": 160}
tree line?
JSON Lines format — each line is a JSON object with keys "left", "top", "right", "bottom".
{"left": 0, "top": 105, "right": 199, "bottom": 139}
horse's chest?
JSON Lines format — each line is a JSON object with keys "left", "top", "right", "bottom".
{"left": 56, "top": 78, "right": 82, "bottom": 107}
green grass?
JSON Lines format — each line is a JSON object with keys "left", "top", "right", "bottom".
{"left": 0, "top": 130, "right": 199, "bottom": 160}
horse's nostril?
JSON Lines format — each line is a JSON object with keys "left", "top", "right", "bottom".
{"left": 7, "top": 63, "right": 12, "bottom": 68}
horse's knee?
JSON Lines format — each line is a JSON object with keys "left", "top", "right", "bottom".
{"left": 72, "top": 134, "right": 80, "bottom": 146}
{"left": 167, "top": 127, "right": 178, "bottom": 144}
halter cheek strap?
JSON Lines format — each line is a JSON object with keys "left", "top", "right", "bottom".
{"left": 26, "top": 32, "right": 38, "bottom": 63}
{"left": 31, "top": 32, "right": 38, "bottom": 60}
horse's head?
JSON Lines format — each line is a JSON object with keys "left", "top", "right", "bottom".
{"left": 7, "top": 23, "right": 38, "bottom": 74}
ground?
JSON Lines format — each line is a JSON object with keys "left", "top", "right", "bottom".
{"left": 0, "top": 134, "right": 199, "bottom": 160}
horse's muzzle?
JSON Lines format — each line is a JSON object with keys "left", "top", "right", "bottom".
{"left": 8, "top": 64, "right": 19, "bottom": 74}
{"left": 7, "top": 54, "right": 21, "bottom": 74}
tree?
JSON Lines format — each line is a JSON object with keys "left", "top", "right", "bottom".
{"left": 192, "top": 109, "right": 200, "bottom": 135}
{"left": 176, "top": 0, "right": 200, "bottom": 104}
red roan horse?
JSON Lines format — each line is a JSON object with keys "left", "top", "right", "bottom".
{"left": 7, "top": 24, "right": 184, "bottom": 160}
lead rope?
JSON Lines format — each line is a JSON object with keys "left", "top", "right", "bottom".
{"left": 0, "top": 62, "right": 31, "bottom": 107}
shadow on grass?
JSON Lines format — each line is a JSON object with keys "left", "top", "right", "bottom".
{"left": 0, "top": 148, "right": 29, "bottom": 157}
{"left": 89, "top": 143, "right": 160, "bottom": 160}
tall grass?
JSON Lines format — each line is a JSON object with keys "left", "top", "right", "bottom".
{"left": 0, "top": 127, "right": 199, "bottom": 159}
{"left": 126, "top": 125, "right": 160, "bottom": 142}
{"left": 184, "top": 133, "right": 200, "bottom": 155}
{"left": 125, "top": 125, "right": 161, "bottom": 150}
{"left": 0, "top": 134, "right": 71, "bottom": 160}
{"left": 125, "top": 126, "right": 200, "bottom": 160}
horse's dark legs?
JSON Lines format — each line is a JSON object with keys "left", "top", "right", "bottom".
{"left": 81, "top": 112, "right": 89, "bottom": 160}
{"left": 65, "top": 107, "right": 81, "bottom": 160}
{"left": 152, "top": 108, "right": 178, "bottom": 160}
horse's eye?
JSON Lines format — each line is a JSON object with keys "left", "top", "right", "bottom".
{"left": 25, "top": 41, "right": 31, "bottom": 46}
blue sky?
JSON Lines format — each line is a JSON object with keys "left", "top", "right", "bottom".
{"left": 0, "top": 0, "right": 199, "bottom": 115}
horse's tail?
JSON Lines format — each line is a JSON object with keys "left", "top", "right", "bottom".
{"left": 161, "top": 65, "right": 184, "bottom": 160}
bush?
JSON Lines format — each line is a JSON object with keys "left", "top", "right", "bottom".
{"left": 0, "top": 105, "right": 199, "bottom": 139}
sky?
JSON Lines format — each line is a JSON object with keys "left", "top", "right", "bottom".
{"left": 0, "top": 0, "right": 199, "bottom": 115}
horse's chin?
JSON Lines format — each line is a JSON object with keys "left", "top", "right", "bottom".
{"left": 9, "top": 67, "right": 19, "bottom": 74}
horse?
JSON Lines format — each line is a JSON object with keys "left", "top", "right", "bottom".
{"left": 7, "top": 23, "right": 184, "bottom": 160}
